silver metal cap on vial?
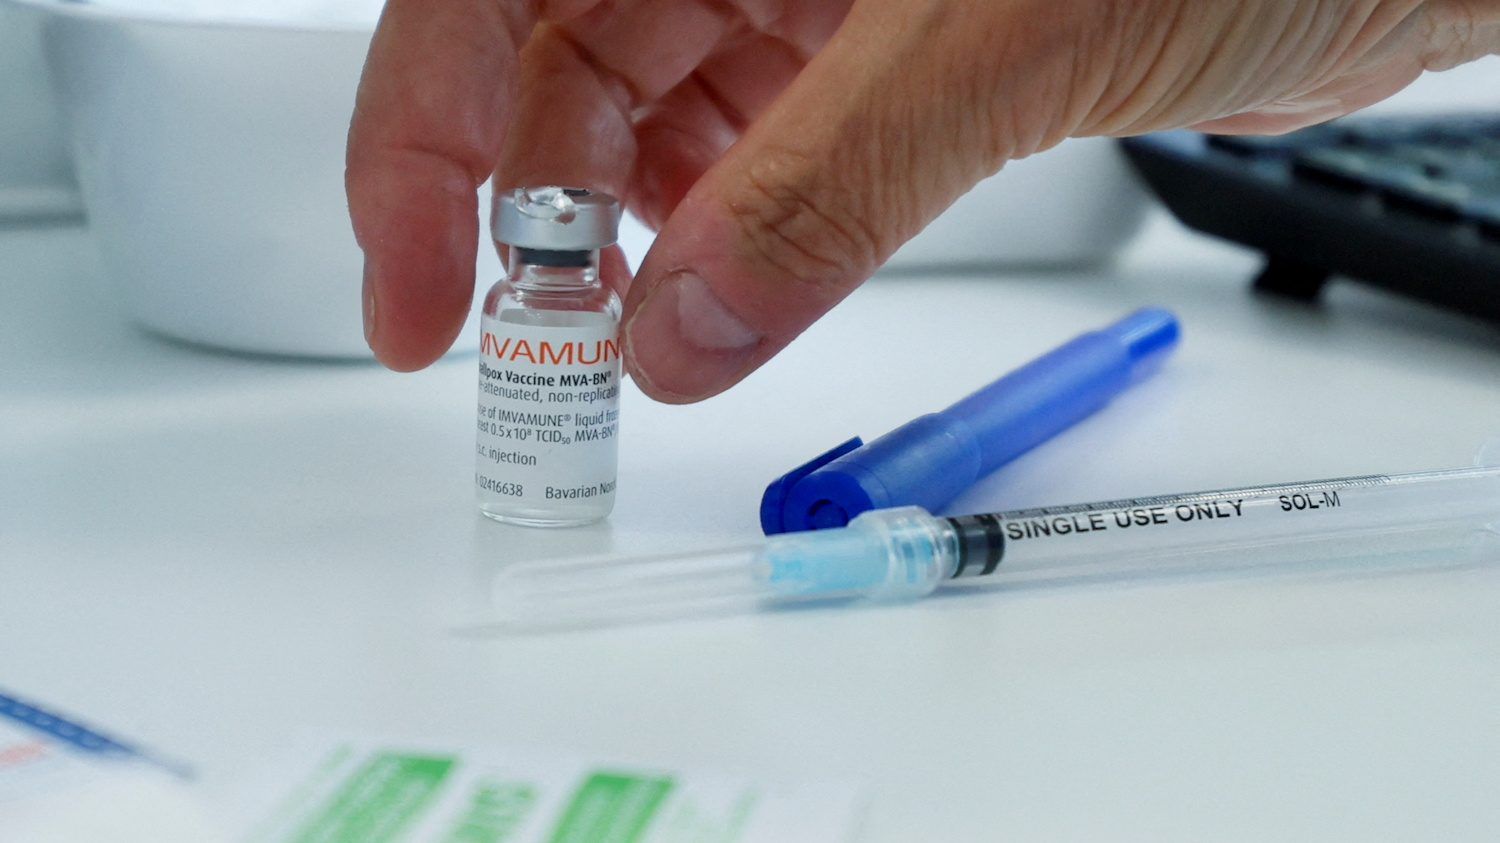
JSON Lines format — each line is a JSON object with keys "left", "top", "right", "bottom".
{"left": 493, "top": 186, "right": 621, "bottom": 251}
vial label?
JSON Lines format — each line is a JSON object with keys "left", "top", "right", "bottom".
{"left": 476, "top": 313, "right": 621, "bottom": 517}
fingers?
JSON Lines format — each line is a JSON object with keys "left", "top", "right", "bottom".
{"left": 1191, "top": 0, "right": 1500, "bottom": 134}
{"left": 493, "top": 26, "right": 638, "bottom": 198}
{"left": 350, "top": 0, "right": 843, "bottom": 372}
{"left": 347, "top": 0, "right": 537, "bottom": 371}
{"left": 629, "top": 35, "right": 809, "bottom": 229}
{"left": 1417, "top": 0, "right": 1500, "bottom": 68}
{"left": 496, "top": 0, "right": 738, "bottom": 190}
{"left": 493, "top": 0, "right": 740, "bottom": 305}
{"left": 621, "top": 0, "right": 1048, "bottom": 403}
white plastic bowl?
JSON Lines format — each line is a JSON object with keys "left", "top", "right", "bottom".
{"left": 18, "top": 0, "right": 499, "bottom": 358}
{"left": 884, "top": 137, "right": 1150, "bottom": 270}
{"left": 612, "top": 137, "right": 1154, "bottom": 274}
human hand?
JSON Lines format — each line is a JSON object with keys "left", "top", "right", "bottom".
{"left": 347, "top": 0, "right": 1498, "bottom": 400}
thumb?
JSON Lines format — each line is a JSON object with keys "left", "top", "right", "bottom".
{"left": 620, "top": 1, "right": 1059, "bottom": 403}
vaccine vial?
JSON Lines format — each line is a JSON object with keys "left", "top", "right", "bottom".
{"left": 476, "top": 186, "right": 622, "bottom": 527}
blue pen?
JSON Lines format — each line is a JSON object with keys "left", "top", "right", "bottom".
{"left": 760, "top": 308, "right": 1181, "bottom": 534}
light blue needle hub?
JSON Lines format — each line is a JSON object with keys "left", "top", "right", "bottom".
{"left": 760, "top": 507, "right": 957, "bottom": 601}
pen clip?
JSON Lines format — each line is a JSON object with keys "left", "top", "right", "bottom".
{"left": 760, "top": 437, "right": 864, "bottom": 535}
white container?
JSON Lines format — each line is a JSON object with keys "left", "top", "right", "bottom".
{"left": 0, "top": 1, "right": 81, "bottom": 221}
{"left": 612, "top": 139, "right": 1152, "bottom": 275}
{"left": 884, "top": 138, "right": 1151, "bottom": 270}
{"left": 16, "top": 0, "right": 498, "bottom": 358}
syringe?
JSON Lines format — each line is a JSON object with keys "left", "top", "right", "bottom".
{"left": 491, "top": 461, "right": 1500, "bottom": 630}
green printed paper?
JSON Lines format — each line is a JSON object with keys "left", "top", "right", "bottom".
{"left": 441, "top": 780, "right": 537, "bottom": 843}
{"left": 238, "top": 743, "right": 859, "bottom": 843}
{"left": 288, "top": 753, "right": 455, "bottom": 843}
{"left": 546, "top": 772, "right": 674, "bottom": 843}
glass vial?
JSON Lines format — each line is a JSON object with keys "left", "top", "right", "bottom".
{"left": 476, "top": 186, "right": 622, "bottom": 527}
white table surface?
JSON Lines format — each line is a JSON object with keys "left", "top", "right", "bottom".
{"left": 4, "top": 209, "right": 1500, "bottom": 841}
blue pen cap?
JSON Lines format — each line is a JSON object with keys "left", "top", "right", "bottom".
{"left": 761, "top": 308, "right": 1180, "bottom": 534}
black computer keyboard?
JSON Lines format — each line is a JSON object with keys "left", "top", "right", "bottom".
{"left": 1121, "top": 115, "right": 1500, "bottom": 322}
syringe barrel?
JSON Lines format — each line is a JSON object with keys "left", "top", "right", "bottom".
{"left": 489, "top": 467, "right": 1500, "bottom": 632}
{"left": 947, "top": 467, "right": 1500, "bottom": 586}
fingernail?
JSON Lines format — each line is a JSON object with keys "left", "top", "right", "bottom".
{"left": 625, "top": 271, "right": 761, "bottom": 401}
{"left": 362, "top": 265, "right": 377, "bottom": 345}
